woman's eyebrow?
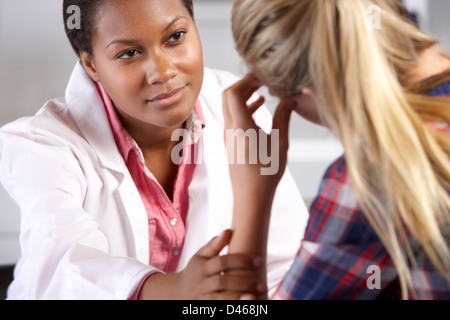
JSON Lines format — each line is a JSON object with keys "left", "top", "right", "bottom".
{"left": 163, "top": 16, "right": 188, "bottom": 33}
{"left": 106, "top": 39, "right": 139, "bottom": 49}
{"left": 105, "top": 16, "right": 189, "bottom": 50}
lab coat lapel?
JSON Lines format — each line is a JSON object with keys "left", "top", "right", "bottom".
{"left": 65, "top": 62, "right": 124, "bottom": 175}
{"left": 117, "top": 171, "right": 149, "bottom": 263}
{"left": 66, "top": 62, "right": 149, "bottom": 263}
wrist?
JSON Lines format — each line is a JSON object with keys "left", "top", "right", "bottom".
{"left": 229, "top": 198, "right": 273, "bottom": 258}
{"left": 139, "top": 272, "right": 179, "bottom": 300}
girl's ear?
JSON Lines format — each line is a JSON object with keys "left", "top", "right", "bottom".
{"left": 301, "top": 87, "right": 313, "bottom": 96}
{"left": 80, "top": 51, "right": 100, "bottom": 82}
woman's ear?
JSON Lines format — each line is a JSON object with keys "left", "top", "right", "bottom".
{"left": 80, "top": 51, "right": 100, "bottom": 82}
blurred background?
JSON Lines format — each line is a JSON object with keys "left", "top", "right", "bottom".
{"left": 0, "top": 0, "right": 449, "bottom": 285}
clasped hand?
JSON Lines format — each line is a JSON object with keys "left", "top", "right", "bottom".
{"left": 139, "top": 230, "right": 267, "bottom": 300}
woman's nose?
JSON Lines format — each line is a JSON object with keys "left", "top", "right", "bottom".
{"left": 145, "top": 53, "right": 178, "bottom": 85}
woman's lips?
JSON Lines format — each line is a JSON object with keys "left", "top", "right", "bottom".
{"left": 147, "top": 86, "right": 186, "bottom": 108}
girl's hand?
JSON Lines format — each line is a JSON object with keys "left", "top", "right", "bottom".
{"left": 139, "top": 230, "right": 266, "bottom": 300}
{"left": 222, "top": 73, "right": 295, "bottom": 199}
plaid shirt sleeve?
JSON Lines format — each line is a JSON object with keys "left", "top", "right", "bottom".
{"left": 272, "top": 156, "right": 399, "bottom": 300}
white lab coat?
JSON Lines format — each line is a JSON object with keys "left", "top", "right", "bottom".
{"left": 0, "top": 62, "right": 308, "bottom": 300}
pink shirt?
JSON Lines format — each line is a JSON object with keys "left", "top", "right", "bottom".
{"left": 96, "top": 82, "right": 205, "bottom": 275}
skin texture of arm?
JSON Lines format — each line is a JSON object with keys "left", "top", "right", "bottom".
{"left": 222, "top": 74, "right": 295, "bottom": 299}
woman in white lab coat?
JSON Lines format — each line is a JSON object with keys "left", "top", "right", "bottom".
{"left": 0, "top": 0, "right": 308, "bottom": 299}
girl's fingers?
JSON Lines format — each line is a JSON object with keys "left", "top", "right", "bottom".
{"left": 196, "top": 230, "right": 233, "bottom": 259}
{"left": 272, "top": 98, "right": 295, "bottom": 152}
{"left": 248, "top": 96, "right": 265, "bottom": 115}
{"left": 223, "top": 73, "right": 263, "bottom": 120}
{"left": 230, "top": 73, "right": 262, "bottom": 102}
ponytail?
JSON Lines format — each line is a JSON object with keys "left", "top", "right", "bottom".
{"left": 232, "top": 0, "right": 450, "bottom": 299}
{"left": 316, "top": 0, "right": 450, "bottom": 299}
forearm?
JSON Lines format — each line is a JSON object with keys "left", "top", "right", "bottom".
{"left": 228, "top": 196, "right": 273, "bottom": 257}
{"left": 138, "top": 272, "right": 180, "bottom": 300}
{"left": 228, "top": 191, "right": 276, "bottom": 299}
{"left": 222, "top": 72, "right": 294, "bottom": 299}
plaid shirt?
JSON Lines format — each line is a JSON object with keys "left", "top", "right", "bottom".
{"left": 273, "top": 75, "right": 450, "bottom": 300}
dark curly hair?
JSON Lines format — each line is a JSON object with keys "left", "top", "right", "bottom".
{"left": 63, "top": 0, "right": 194, "bottom": 57}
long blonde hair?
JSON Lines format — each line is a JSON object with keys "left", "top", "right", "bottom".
{"left": 232, "top": 0, "right": 450, "bottom": 299}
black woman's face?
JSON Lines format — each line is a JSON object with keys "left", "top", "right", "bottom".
{"left": 83, "top": 0, "right": 204, "bottom": 129}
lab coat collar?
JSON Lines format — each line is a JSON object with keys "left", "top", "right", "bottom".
{"left": 65, "top": 62, "right": 149, "bottom": 262}
{"left": 65, "top": 61, "right": 126, "bottom": 177}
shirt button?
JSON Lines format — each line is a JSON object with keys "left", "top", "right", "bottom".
{"left": 172, "top": 249, "right": 181, "bottom": 256}
{"left": 170, "top": 218, "right": 178, "bottom": 226}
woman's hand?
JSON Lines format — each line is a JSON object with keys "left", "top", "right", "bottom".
{"left": 139, "top": 230, "right": 266, "bottom": 300}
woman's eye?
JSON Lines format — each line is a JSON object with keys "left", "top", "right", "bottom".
{"left": 117, "top": 49, "right": 140, "bottom": 59}
{"left": 168, "top": 31, "right": 187, "bottom": 42}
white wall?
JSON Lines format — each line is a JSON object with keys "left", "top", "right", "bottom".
{"left": 1, "top": 0, "right": 449, "bottom": 266}
{"left": 0, "top": 0, "right": 76, "bottom": 266}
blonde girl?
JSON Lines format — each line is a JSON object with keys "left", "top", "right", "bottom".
{"left": 224, "top": 0, "right": 450, "bottom": 299}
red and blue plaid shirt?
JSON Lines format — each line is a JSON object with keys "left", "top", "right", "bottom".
{"left": 273, "top": 73, "right": 450, "bottom": 300}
